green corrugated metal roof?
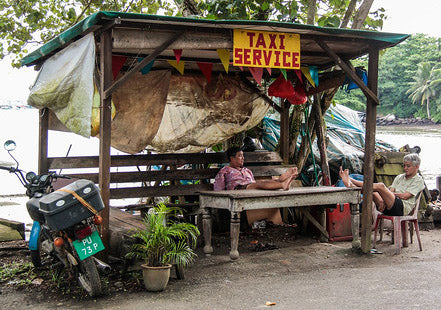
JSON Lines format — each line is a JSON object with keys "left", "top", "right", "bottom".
{"left": 21, "top": 11, "right": 410, "bottom": 67}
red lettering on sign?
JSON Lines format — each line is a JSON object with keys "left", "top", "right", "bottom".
{"left": 279, "top": 35, "right": 286, "bottom": 49}
{"left": 292, "top": 52, "right": 300, "bottom": 67}
{"left": 234, "top": 48, "right": 243, "bottom": 64}
{"left": 263, "top": 50, "right": 272, "bottom": 66}
{"left": 243, "top": 48, "right": 251, "bottom": 65}
{"left": 273, "top": 50, "right": 281, "bottom": 66}
{"left": 282, "top": 51, "right": 291, "bottom": 67}
{"left": 246, "top": 32, "right": 256, "bottom": 47}
{"left": 269, "top": 34, "right": 277, "bottom": 49}
{"left": 253, "top": 49, "right": 262, "bottom": 65}
{"left": 255, "top": 33, "right": 266, "bottom": 48}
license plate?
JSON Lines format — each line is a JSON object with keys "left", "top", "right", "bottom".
{"left": 73, "top": 231, "right": 105, "bottom": 260}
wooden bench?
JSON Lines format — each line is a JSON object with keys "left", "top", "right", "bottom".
{"left": 199, "top": 187, "right": 362, "bottom": 259}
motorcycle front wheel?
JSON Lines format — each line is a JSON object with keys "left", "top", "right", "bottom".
{"left": 77, "top": 256, "right": 102, "bottom": 297}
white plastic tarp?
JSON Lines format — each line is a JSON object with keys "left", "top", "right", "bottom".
{"left": 28, "top": 33, "right": 95, "bottom": 138}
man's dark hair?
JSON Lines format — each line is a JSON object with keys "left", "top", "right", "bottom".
{"left": 226, "top": 146, "right": 242, "bottom": 161}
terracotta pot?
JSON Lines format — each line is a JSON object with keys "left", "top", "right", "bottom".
{"left": 141, "top": 264, "right": 172, "bottom": 292}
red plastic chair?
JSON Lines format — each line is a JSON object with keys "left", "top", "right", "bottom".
{"left": 372, "top": 191, "right": 423, "bottom": 254}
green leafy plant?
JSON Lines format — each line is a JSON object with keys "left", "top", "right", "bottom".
{"left": 127, "top": 203, "right": 200, "bottom": 268}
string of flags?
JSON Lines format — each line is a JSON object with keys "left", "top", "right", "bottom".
{"left": 111, "top": 50, "right": 323, "bottom": 106}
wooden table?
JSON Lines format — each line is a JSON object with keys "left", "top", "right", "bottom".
{"left": 199, "top": 186, "right": 362, "bottom": 259}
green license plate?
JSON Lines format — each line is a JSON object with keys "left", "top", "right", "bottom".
{"left": 73, "top": 230, "right": 105, "bottom": 260}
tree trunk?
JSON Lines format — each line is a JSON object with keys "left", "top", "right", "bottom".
{"left": 352, "top": 0, "right": 374, "bottom": 29}
{"left": 426, "top": 97, "right": 431, "bottom": 119}
{"left": 340, "top": 0, "right": 358, "bottom": 28}
{"left": 307, "top": 0, "right": 317, "bottom": 24}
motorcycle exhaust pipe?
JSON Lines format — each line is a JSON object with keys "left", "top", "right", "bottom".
{"left": 93, "top": 257, "right": 112, "bottom": 274}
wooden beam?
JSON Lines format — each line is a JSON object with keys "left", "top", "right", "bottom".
{"left": 113, "top": 28, "right": 230, "bottom": 50}
{"left": 280, "top": 99, "right": 290, "bottom": 164}
{"left": 104, "top": 31, "right": 183, "bottom": 99}
{"left": 99, "top": 29, "right": 113, "bottom": 260}
{"left": 38, "top": 108, "right": 49, "bottom": 174}
{"left": 301, "top": 208, "right": 329, "bottom": 239}
{"left": 360, "top": 46, "right": 379, "bottom": 254}
{"left": 314, "top": 39, "right": 379, "bottom": 105}
{"left": 239, "top": 74, "right": 281, "bottom": 113}
{"left": 306, "top": 71, "right": 347, "bottom": 96}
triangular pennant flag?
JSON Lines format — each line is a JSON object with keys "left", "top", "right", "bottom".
{"left": 197, "top": 62, "right": 213, "bottom": 83}
{"left": 249, "top": 67, "right": 264, "bottom": 86}
{"left": 266, "top": 68, "right": 272, "bottom": 76}
{"left": 268, "top": 74, "right": 295, "bottom": 98}
{"left": 280, "top": 69, "right": 287, "bottom": 80}
{"left": 112, "top": 55, "right": 127, "bottom": 80}
{"left": 137, "top": 58, "right": 155, "bottom": 75}
{"left": 309, "top": 66, "right": 319, "bottom": 87}
{"left": 167, "top": 60, "right": 185, "bottom": 75}
{"left": 217, "top": 49, "right": 230, "bottom": 73}
{"left": 173, "top": 49, "right": 182, "bottom": 64}
{"left": 301, "top": 67, "right": 315, "bottom": 87}
{"left": 295, "top": 69, "right": 303, "bottom": 84}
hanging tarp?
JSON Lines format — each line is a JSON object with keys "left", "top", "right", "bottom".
{"left": 110, "top": 71, "right": 170, "bottom": 154}
{"left": 261, "top": 103, "right": 395, "bottom": 173}
{"left": 27, "top": 33, "right": 95, "bottom": 138}
{"left": 150, "top": 74, "right": 269, "bottom": 153}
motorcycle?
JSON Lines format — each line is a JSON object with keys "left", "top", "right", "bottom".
{"left": 0, "top": 140, "right": 108, "bottom": 297}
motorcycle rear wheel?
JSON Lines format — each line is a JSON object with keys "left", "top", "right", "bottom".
{"left": 77, "top": 256, "right": 102, "bottom": 297}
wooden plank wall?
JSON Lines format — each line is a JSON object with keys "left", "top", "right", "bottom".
{"left": 46, "top": 151, "right": 285, "bottom": 200}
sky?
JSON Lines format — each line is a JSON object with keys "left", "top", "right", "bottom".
{"left": 1, "top": 0, "right": 440, "bottom": 103}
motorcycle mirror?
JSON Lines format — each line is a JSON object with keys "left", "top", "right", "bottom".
{"left": 4, "top": 140, "right": 16, "bottom": 151}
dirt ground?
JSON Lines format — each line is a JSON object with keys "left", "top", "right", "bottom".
{"left": 2, "top": 221, "right": 441, "bottom": 309}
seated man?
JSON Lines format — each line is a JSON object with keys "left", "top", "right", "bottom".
{"left": 214, "top": 146, "right": 298, "bottom": 225}
{"left": 339, "top": 153, "right": 425, "bottom": 217}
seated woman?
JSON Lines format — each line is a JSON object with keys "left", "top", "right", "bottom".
{"left": 339, "top": 153, "right": 425, "bottom": 217}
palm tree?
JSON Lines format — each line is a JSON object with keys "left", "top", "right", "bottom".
{"left": 406, "top": 62, "right": 441, "bottom": 119}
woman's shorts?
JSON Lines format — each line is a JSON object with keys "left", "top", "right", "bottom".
{"left": 382, "top": 196, "right": 404, "bottom": 216}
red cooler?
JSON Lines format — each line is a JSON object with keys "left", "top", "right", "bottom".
{"left": 326, "top": 203, "right": 352, "bottom": 242}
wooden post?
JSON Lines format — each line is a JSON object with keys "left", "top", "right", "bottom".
{"left": 230, "top": 211, "right": 241, "bottom": 260}
{"left": 280, "top": 99, "right": 290, "bottom": 164}
{"left": 312, "top": 95, "right": 330, "bottom": 186}
{"left": 202, "top": 208, "right": 213, "bottom": 256}
{"left": 99, "top": 29, "right": 113, "bottom": 260}
{"left": 38, "top": 108, "right": 49, "bottom": 174}
{"left": 360, "top": 46, "right": 379, "bottom": 253}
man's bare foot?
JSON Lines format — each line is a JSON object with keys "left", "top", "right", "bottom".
{"left": 339, "top": 167, "right": 353, "bottom": 187}
{"left": 282, "top": 174, "right": 295, "bottom": 190}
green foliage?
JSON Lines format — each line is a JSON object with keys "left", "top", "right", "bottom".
{"left": 1, "top": 0, "right": 174, "bottom": 67}
{"left": 0, "top": 262, "right": 35, "bottom": 286}
{"left": 335, "top": 34, "right": 441, "bottom": 121}
{"left": 127, "top": 203, "right": 200, "bottom": 268}
{"left": 406, "top": 62, "right": 441, "bottom": 119}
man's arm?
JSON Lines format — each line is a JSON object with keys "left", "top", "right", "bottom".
{"left": 213, "top": 168, "right": 226, "bottom": 191}
{"left": 394, "top": 191, "right": 413, "bottom": 200}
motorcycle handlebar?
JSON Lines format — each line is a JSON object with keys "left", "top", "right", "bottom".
{"left": 0, "top": 166, "right": 21, "bottom": 173}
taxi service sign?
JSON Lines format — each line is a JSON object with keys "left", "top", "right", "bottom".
{"left": 233, "top": 29, "right": 300, "bottom": 69}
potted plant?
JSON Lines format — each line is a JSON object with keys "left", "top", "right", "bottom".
{"left": 127, "top": 203, "right": 200, "bottom": 291}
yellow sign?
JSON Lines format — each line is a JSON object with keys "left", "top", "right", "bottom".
{"left": 233, "top": 29, "right": 300, "bottom": 69}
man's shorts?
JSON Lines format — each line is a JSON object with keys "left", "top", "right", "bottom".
{"left": 382, "top": 196, "right": 404, "bottom": 216}
{"left": 234, "top": 184, "right": 249, "bottom": 190}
